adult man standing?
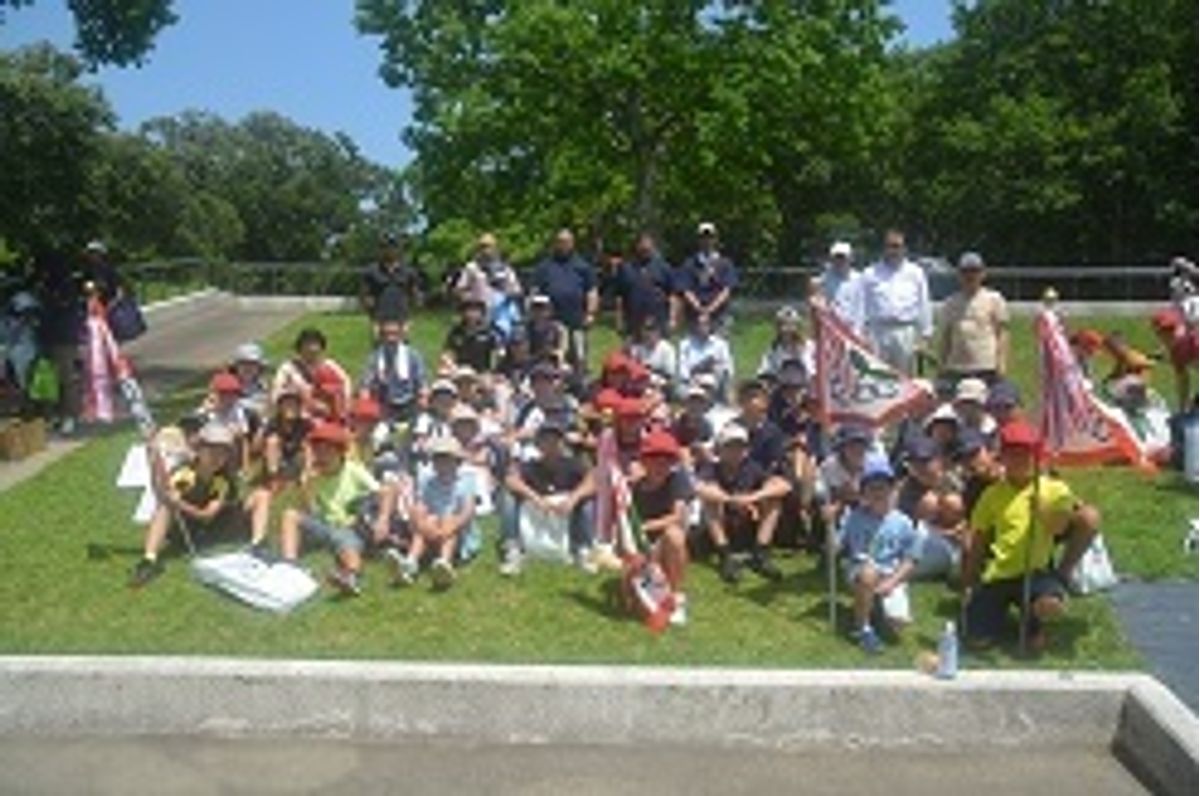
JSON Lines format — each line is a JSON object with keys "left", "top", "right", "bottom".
{"left": 936, "top": 251, "right": 1009, "bottom": 386}
{"left": 531, "top": 228, "right": 597, "bottom": 373}
{"left": 860, "top": 228, "right": 932, "bottom": 375}
{"left": 454, "top": 232, "right": 523, "bottom": 339}
{"left": 612, "top": 232, "right": 674, "bottom": 337}
{"left": 677, "top": 221, "right": 738, "bottom": 332}
{"left": 817, "top": 240, "right": 864, "bottom": 336}
{"left": 361, "top": 232, "right": 421, "bottom": 330}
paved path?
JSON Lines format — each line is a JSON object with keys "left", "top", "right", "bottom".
{"left": 1110, "top": 580, "right": 1199, "bottom": 712}
{"left": 0, "top": 292, "right": 303, "bottom": 494}
{"left": 0, "top": 737, "right": 1146, "bottom": 795}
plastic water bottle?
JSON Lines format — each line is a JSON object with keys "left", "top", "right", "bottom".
{"left": 936, "top": 621, "right": 959, "bottom": 680}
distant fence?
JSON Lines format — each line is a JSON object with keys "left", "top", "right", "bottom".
{"left": 121, "top": 259, "right": 1174, "bottom": 304}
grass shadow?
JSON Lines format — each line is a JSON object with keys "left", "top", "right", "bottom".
{"left": 562, "top": 578, "right": 629, "bottom": 624}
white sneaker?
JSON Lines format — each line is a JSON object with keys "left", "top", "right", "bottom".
{"left": 431, "top": 558, "right": 456, "bottom": 589}
{"left": 574, "top": 548, "right": 599, "bottom": 575}
{"left": 498, "top": 546, "right": 523, "bottom": 577}
{"left": 383, "top": 549, "right": 416, "bottom": 587}
{"left": 590, "top": 543, "right": 623, "bottom": 571}
{"left": 669, "top": 593, "right": 688, "bottom": 627}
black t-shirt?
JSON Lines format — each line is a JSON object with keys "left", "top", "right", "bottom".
{"left": 697, "top": 456, "right": 767, "bottom": 496}
{"left": 672, "top": 414, "right": 713, "bottom": 448}
{"left": 266, "top": 417, "right": 312, "bottom": 464}
{"left": 84, "top": 259, "right": 121, "bottom": 305}
{"left": 896, "top": 476, "right": 928, "bottom": 520}
{"left": 445, "top": 322, "right": 503, "bottom": 373}
{"left": 961, "top": 472, "right": 996, "bottom": 517}
{"left": 614, "top": 256, "right": 673, "bottom": 330}
{"left": 633, "top": 469, "right": 693, "bottom": 523}
{"left": 526, "top": 318, "right": 566, "bottom": 362}
{"left": 519, "top": 456, "right": 587, "bottom": 496}
{"left": 363, "top": 260, "right": 419, "bottom": 322}
{"left": 742, "top": 418, "right": 788, "bottom": 475}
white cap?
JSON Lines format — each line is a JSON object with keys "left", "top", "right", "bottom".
{"left": 717, "top": 423, "right": 750, "bottom": 446}
{"left": 427, "top": 435, "right": 464, "bottom": 459}
{"left": 923, "top": 403, "right": 960, "bottom": 429}
{"left": 829, "top": 241, "right": 852, "bottom": 258}
{"left": 430, "top": 378, "right": 458, "bottom": 396}
{"left": 954, "top": 377, "right": 988, "bottom": 404}
{"left": 697, "top": 221, "right": 717, "bottom": 236}
{"left": 232, "top": 342, "right": 267, "bottom": 366}
{"left": 85, "top": 240, "right": 107, "bottom": 254}
{"left": 529, "top": 293, "right": 551, "bottom": 306}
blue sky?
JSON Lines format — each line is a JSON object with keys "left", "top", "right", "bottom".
{"left": 2, "top": 1, "right": 953, "bottom": 168}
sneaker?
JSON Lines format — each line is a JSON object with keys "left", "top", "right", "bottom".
{"left": 498, "top": 546, "right": 523, "bottom": 577}
{"left": 128, "top": 557, "right": 163, "bottom": 588}
{"left": 669, "top": 593, "right": 688, "bottom": 627}
{"left": 247, "top": 542, "right": 277, "bottom": 564}
{"left": 431, "top": 558, "right": 456, "bottom": 590}
{"left": 383, "top": 548, "right": 416, "bottom": 587}
{"left": 574, "top": 548, "right": 599, "bottom": 575}
{"left": 748, "top": 550, "right": 783, "bottom": 582}
{"left": 718, "top": 555, "right": 741, "bottom": 584}
{"left": 590, "top": 543, "right": 624, "bottom": 572}
{"left": 327, "top": 568, "right": 363, "bottom": 597}
{"left": 859, "top": 626, "right": 883, "bottom": 655}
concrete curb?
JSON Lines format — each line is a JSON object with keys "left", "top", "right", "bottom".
{"left": 0, "top": 659, "right": 1193, "bottom": 759}
{"left": 234, "top": 295, "right": 357, "bottom": 313}
{"left": 1115, "top": 678, "right": 1200, "bottom": 796}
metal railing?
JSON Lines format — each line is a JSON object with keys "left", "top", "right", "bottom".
{"left": 120, "top": 259, "right": 1175, "bottom": 304}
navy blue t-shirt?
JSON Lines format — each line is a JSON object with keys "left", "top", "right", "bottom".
{"left": 614, "top": 255, "right": 673, "bottom": 331}
{"left": 740, "top": 417, "right": 788, "bottom": 475}
{"left": 677, "top": 253, "right": 738, "bottom": 322}
{"left": 532, "top": 254, "right": 595, "bottom": 330}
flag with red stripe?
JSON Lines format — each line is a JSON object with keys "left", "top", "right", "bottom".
{"left": 811, "top": 297, "right": 932, "bottom": 427}
{"left": 1036, "top": 309, "right": 1148, "bottom": 467}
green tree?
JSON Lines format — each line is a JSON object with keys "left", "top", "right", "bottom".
{"left": 1, "top": 0, "right": 177, "bottom": 67}
{"left": 357, "top": 0, "right": 899, "bottom": 266}
{"left": 898, "top": 0, "right": 1197, "bottom": 263}
{"left": 0, "top": 43, "right": 112, "bottom": 258}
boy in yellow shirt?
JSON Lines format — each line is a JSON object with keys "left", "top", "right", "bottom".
{"left": 963, "top": 420, "right": 1100, "bottom": 651}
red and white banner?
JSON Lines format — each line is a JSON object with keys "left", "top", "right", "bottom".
{"left": 810, "top": 298, "right": 931, "bottom": 427}
{"left": 1036, "top": 309, "right": 1149, "bottom": 468}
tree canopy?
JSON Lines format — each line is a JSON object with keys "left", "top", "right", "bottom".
{"left": 358, "top": 0, "right": 1197, "bottom": 266}
{"left": 1, "top": 0, "right": 177, "bottom": 67}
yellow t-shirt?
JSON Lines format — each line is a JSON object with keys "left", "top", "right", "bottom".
{"left": 970, "top": 475, "right": 1076, "bottom": 583}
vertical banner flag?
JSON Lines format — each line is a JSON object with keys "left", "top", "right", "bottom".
{"left": 1036, "top": 308, "right": 1148, "bottom": 467}
{"left": 811, "top": 297, "right": 931, "bottom": 427}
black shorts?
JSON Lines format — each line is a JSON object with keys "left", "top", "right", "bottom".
{"left": 966, "top": 571, "right": 1067, "bottom": 641}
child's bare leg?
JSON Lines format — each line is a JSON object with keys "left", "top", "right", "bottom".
{"left": 280, "top": 508, "right": 303, "bottom": 560}
{"left": 853, "top": 564, "right": 878, "bottom": 629}
{"left": 245, "top": 488, "right": 272, "bottom": 545}
{"left": 657, "top": 523, "right": 688, "bottom": 592}
{"left": 337, "top": 547, "right": 363, "bottom": 573}
{"left": 1055, "top": 504, "right": 1100, "bottom": 583}
{"left": 142, "top": 505, "right": 173, "bottom": 559}
{"left": 755, "top": 497, "right": 782, "bottom": 547}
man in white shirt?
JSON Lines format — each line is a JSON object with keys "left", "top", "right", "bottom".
{"left": 860, "top": 229, "right": 932, "bottom": 376}
{"left": 678, "top": 314, "right": 735, "bottom": 404}
{"left": 936, "top": 251, "right": 1009, "bottom": 385}
{"left": 817, "top": 240, "right": 865, "bottom": 336}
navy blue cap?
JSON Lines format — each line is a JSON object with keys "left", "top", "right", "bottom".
{"left": 530, "top": 361, "right": 560, "bottom": 379}
{"left": 778, "top": 368, "right": 807, "bottom": 389}
{"left": 833, "top": 424, "right": 871, "bottom": 449}
{"left": 536, "top": 417, "right": 567, "bottom": 437}
{"left": 987, "top": 379, "right": 1021, "bottom": 408}
{"left": 905, "top": 435, "right": 940, "bottom": 462}
{"left": 955, "top": 427, "right": 987, "bottom": 459}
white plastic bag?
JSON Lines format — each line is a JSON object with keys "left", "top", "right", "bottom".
{"left": 1069, "top": 534, "right": 1119, "bottom": 595}
{"left": 518, "top": 498, "right": 572, "bottom": 563}
{"left": 191, "top": 551, "right": 319, "bottom": 613}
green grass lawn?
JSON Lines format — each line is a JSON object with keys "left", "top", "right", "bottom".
{"left": 0, "top": 309, "right": 1192, "bottom": 670}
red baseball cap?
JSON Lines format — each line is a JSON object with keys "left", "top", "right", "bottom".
{"left": 350, "top": 396, "right": 382, "bottom": 422}
{"left": 602, "top": 351, "right": 633, "bottom": 375}
{"left": 1152, "top": 308, "right": 1182, "bottom": 332}
{"left": 210, "top": 372, "right": 241, "bottom": 394}
{"left": 639, "top": 429, "right": 680, "bottom": 460}
{"left": 1069, "top": 329, "right": 1104, "bottom": 354}
{"left": 616, "top": 396, "right": 646, "bottom": 420}
{"left": 999, "top": 419, "right": 1041, "bottom": 451}
{"left": 308, "top": 421, "right": 351, "bottom": 448}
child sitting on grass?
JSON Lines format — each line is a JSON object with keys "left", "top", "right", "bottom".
{"left": 260, "top": 386, "right": 311, "bottom": 488}
{"left": 360, "top": 318, "right": 427, "bottom": 423}
{"left": 838, "top": 453, "right": 921, "bottom": 654}
{"left": 129, "top": 423, "right": 271, "bottom": 587}
{"left": 278, "top": 421, "right": 397, "bottom": 597}
{"left": 385, "top": 436, "right": 476, "bottom": 590}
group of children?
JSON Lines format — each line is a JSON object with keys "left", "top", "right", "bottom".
{"left": 129, "top": 298, "right": 1101, "bottom": 654}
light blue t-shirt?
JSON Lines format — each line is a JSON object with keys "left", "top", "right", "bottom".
{"left": 839, "top": 507, "right": 920, "bottom": 572}
{"left": 418, "top": 468, "right": 480, "bottom": 560}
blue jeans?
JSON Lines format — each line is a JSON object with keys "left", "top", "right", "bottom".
{"left": 499, "top": 492, "right": 595, "bottom": 553}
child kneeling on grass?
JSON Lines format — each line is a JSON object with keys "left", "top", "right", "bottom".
{"left": 385, "top": 436, "right": 477, "bottom": 590}
{"left": 630, "top": 429, "right": 692, "bottom": 626}
{"left": 129, "top": 423, "right": 272, "bottom": 588}
{"left": 279, "top": 421, "right": 397, "bottom": 597}
{"left": 838, "top": 453, "right": 921, "bottom": 654}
